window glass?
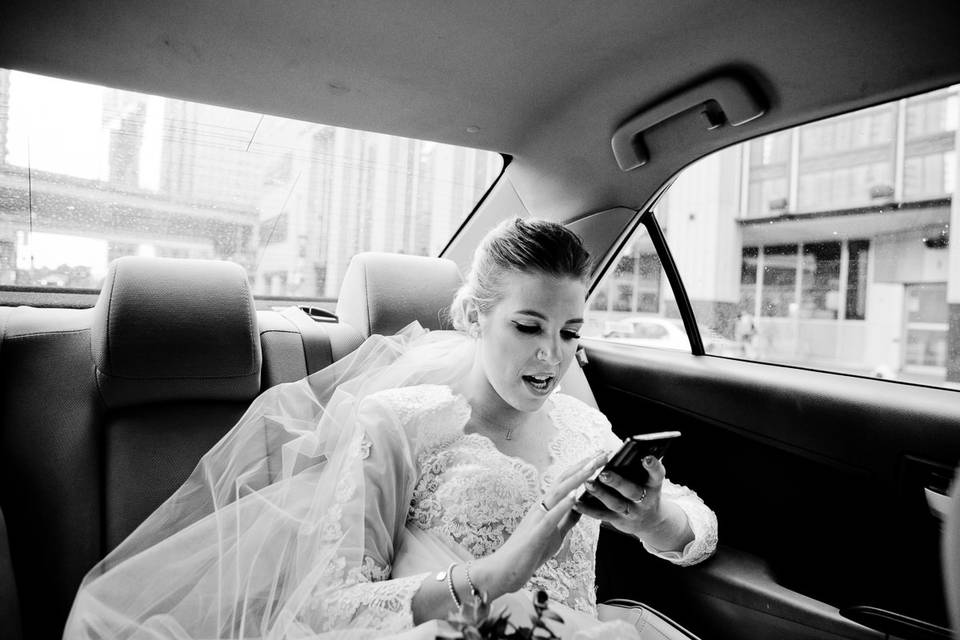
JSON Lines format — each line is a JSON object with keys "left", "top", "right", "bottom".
{"left": 592, "top": 84, "right": 959, "bottom": 391}
{"left": 0, "top": 69, "right": 503, "bottom": 297}
{"left": 582, "top": 225, "right": 691, "bottom": 354}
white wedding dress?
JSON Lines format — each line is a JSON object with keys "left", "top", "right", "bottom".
{"left": 63, "top": 326, "right": 717, "bottom": 640}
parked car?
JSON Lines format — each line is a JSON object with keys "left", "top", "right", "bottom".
{"left": 1, "top": 2, "right": 959, "bottom": 640}
{"left": 604, "top": 317, "right": 740, "bottom": 356}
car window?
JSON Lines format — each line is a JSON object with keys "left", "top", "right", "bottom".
{"left": 609, "top": 84, "right": 959, "bottom": 390}
{"left": 0, "top": 69, "right": 503, "bottom": 298}
{"left": 582, "top": 224, "right": 693, "bottom": 353}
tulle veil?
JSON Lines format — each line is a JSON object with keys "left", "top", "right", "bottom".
{"left": 63, "top": 323, "right": 479, "bottom": 639}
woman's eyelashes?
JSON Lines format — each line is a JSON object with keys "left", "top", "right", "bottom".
{"left": 511, "top": 322, "right": 580, "bottom": 340}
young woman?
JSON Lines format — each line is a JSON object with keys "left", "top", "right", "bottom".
{"left": 64, "top": 219, "right": 716, "bottom": 639}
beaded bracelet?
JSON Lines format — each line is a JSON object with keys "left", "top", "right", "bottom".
{"left": 464, "top": 561, "right": 482, "bottom": 601}
{"left": 445, "top": 562, "right": 462, "bottom": 608}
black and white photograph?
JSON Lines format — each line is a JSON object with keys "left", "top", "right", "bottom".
{"left": 0, "top": 2, "right": 958, "bottom": 639}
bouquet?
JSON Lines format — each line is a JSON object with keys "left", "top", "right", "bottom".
{"left": 437, "top": 590, "right": 563, "bottom": 640}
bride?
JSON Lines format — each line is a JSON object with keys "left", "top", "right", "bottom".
{"left": 64, "top": 218, "right": 717, "bottom": 639}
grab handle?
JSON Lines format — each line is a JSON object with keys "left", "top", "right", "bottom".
{"left": 611, "top": 75, "right": 765, "bottom": 171}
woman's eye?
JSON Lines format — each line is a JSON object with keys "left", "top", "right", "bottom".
{"left": 561, "top": 330, "right": 581, "bottom": 341}
{"left": 514, "top": 323, "right": 541, "bottom": 335}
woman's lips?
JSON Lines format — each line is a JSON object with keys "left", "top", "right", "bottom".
{"left": 522, "top": 374, "right": 555, "bottom": 394}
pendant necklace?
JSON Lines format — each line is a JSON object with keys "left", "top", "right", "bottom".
{"left": 473, "top": 410, "right": 521, "bottom": 440}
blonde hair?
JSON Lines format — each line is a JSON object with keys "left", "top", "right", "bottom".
{"left": 449, "top": 218, "right": 592, "bottom": 331}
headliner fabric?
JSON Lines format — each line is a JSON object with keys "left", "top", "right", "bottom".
{"left": 91, "top": 257, "right": 262, "bottom": 408}
{"left": 336, "top": 252, "right": 462, "bottom": 337}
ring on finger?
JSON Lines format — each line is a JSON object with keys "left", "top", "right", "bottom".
{"left": 635, "top": 488, "right": 647, "bottom": 503}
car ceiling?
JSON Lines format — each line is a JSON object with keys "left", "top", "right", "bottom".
{"left": 1, "top": 0, "right": 959, "bottom": 222}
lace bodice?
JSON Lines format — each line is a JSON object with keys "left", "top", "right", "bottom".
{"left": 374, "top": 384, "right": 717, "bottom": 616}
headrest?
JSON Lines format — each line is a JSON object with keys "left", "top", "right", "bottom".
{"left": 91, "top": 257, "right": 261, "bottom": 408}
{"left": 336, "top": 252, "right": 462, "bottom": 337}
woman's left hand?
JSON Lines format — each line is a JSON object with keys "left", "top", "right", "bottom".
{"left": 573, "top": 455, "right": 666, "bottom": 538}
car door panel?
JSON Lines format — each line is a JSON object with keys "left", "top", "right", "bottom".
{"left": 584, "top": 339, "right": 959, "bottom": 638}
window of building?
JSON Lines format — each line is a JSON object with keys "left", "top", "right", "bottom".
{"left": 740, "top": 247, "right": 758, "bottom": 314}
{"left": 746, "top": 131, "right": 791, "bottom": 217}
{"left": 845, "top": 240, "right": 869, "bottom": 321}
{"left": 800, "top": 242, "right": 841, "bottom": 319}
{"left": 603, "top": 83, "right": 958, "bottom": 391}
{"left": 761, "top": 244, "right": 797, "bottom": 317}
{"left": 904, "top": 283, "right": 949, "bottom": 372}
{"left": 0, "top": 68, "right": 503, "bottom": 298}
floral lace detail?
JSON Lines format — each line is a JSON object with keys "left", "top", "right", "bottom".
{"left": 300, "top": 423, "right": 431, "bottom": 634}
{"left": 305, "top": 555, "right": 428, "bottom": 634}
{"left": 359, "top": 435, "right": 373, "bottom": 460}
{"left": 400, "top": 389, "right": 618, "bottom": 615}
{"left": 525, "top": 394, "right": 618, "bottom": 613}
{"left": 388, "top": 386, "right": 716, "bottom": 619}
{"left": 411, "top": 433, "right": 540, "bottom": 557}
{"left": 642, "top": 479, "right": 719, "bottom": 566}
{"left": 374, "top": 385, "right": 469, "bottom": 460}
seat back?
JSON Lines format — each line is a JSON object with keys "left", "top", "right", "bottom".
{"left": 0, "top": 257, "right": 361, "bottom": 640}
{"left": 336, "top": 252, "right": 599, "bottom": 408}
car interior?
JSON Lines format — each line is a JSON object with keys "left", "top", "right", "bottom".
{"left": 1, "top": 1, "right": 960, "bottom": 639}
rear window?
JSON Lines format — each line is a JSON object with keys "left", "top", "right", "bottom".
{"left": 0, "top": 69, "right": 503, "bottom": 298}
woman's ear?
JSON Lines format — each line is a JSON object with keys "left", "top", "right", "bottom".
{"left": 466, "top": 306, "right": 479, "bottom": 326}
{"left": 463, "top": 300, "right": 481, "bottom": 337}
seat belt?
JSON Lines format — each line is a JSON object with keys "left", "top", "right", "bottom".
{"left": 279, "top": 306, "right": 335, "bottom": 375}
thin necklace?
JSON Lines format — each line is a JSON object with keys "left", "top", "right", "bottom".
{"left": 471, "top": 409, "right": 525, "bottom": 440}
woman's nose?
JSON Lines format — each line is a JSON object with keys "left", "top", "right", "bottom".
{"left": 538, "top": 338, "right": 562, "bottom": 365}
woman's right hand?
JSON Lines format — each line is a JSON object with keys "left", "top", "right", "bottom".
{"left": 471, "top": 452, "right": 608, "bottom": 599}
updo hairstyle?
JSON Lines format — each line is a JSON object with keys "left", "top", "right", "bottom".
{"left": 449, "top": 217, "right": 592, "bottom": 331}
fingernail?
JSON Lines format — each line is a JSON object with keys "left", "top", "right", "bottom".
{"left": 643, "top": 456, "right": 655, "bottom": 466}
{"left": 599, "top": 471, "right": 610, "bottom": 482}
{"left": 585, "top": 480, "right": 595, "bottom": 490}
{"left": 572, "top": 503, "right": 581, "bottom": 512}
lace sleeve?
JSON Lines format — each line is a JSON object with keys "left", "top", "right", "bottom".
{"left": 556, "top": 394, "right": 718, "bottom": 567}
{"left": 304, "top": 393, "right": 430, "bottom": 633}
{"left": 640, "top": 478, "right": 718, "bottom": 566}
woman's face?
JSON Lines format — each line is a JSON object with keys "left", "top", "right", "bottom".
{"left": 475, "top": 271, "right": 586, "bottom": 413}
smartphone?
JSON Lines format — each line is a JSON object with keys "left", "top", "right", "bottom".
{"left": 578, "top": 431, "right": 681, "bottom": 509}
